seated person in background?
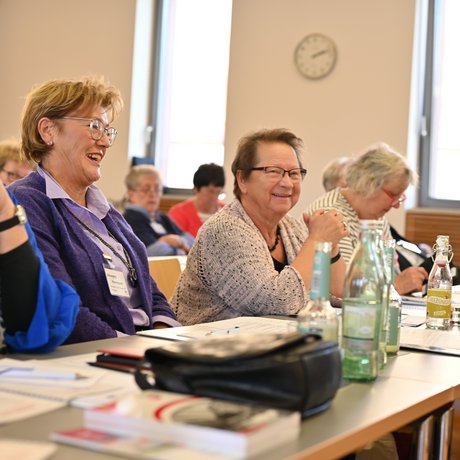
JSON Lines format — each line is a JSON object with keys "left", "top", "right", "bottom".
{"left": 307, "top": 143, "right": 428, "bottom": 295}
{"left": 322, "top": 156, "right": 353, "bottom": 192}
{"left": 10, "top": 76, "right": 179, "bottom": 344}
{"left": 172, "top": 128, "right": 348, "bottom": 326}
{"left": 123, "top": 165, "right": 194, "bottom": 256}
{"left": 322, "top": 155, "right": 436, "bottom": 275}
{"left": 0, "top": 138, "right": 35, "bottom": 185}
{"left": 0, "top": 181, "right": 79, "bottom": 353}
{"left": 168, "top": 163, "right": 225, "bottom": 237}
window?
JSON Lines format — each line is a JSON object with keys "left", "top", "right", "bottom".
{"left": 148, "top": 0, "right": 233, "bottom": 191}
{"left": 419, "top": 0, "right": 460, "bottom": 207}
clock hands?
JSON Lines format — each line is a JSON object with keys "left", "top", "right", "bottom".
{"left": 312, "top": 49, "right": 328, "bottom": 59}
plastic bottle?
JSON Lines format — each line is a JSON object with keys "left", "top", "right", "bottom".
{"left": 384, "top": 239, "right": 402, "bottom": 355}
{"left": 426, "top": 235, "right": 452, "bottom": 330}
{"left": 297, "top": 241, "right": 338, "bottom": 342}
{"left": 342, "top": 220, "right": 384, "bottom": 381}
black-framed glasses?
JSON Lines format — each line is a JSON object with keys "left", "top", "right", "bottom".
{"left": 250, "top": 166, "right": 307, "bottom": 182}
{"left": 61, "top": 117, "right": 118, "bottom": 146}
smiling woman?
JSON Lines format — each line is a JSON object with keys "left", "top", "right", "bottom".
{"left": 171, "top": 128, "right": 348, "bottom": 325}
{"left": 9, "top": 76, "right": 179, "bottom": 344}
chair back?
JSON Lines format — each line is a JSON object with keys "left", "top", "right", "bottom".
{"left": 148, "top": 257, "right": 182, "bottom": 301}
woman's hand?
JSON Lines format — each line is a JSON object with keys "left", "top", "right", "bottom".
{"left": 302, "top": 208, "right": 349, "bottom": 251}
{"left": 0, "top": 183, "right": 28, "bottom": 254}
{"left": 394, "top": 267, "right": 428, "bottom": 295}
{"left": 291, "top": 208, "right": 348, "bottom": 298}
{"left": 158, "top": 234, "right": 190, "bottom": 253}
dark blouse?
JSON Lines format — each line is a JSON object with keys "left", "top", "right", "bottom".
{"left": 0, "top": 241, "right": 39, "bottom": 333}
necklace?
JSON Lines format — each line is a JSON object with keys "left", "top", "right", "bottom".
{"left": 268, "top": 226, "right": 281, "bottom": 252}
{"left": 66, "top": 206, "right": 138, "bottom": 287}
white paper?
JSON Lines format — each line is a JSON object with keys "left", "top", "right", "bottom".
{"left": 137, "top": 316, "right": 296, "bottom": 341}
{"left": 0, "top": 392, "right": 64, "bottom": 424}
{"left": 400, "top": 327, "right": 460, "bottom": 356}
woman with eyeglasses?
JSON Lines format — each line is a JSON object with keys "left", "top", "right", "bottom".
{"left": 10, "top": 76, "right": 179, "bottom": 343}
{"left": 306, "top": 142, "right": 428, "bottom": 295}
{"left": 172, "top": 128, "right": 348, "bottom": 325}
{"left": 123, "top": 165, "right": 194, "bottom": 256}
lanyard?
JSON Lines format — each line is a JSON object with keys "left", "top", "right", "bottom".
{"left": 66, "top": 206, "right": 138, "bottom": 287}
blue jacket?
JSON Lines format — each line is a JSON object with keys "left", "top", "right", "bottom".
{"left": 3, "top": 192, "right": 79, "bottom": 352}
{"left": 10, "top": 173, "right": 177, "bottom": 343}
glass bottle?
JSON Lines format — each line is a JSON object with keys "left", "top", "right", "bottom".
{"left": 426, "top": 235, "right": 452, "bottom": 330}
{"left": 342, "top": 220, "right": 384, "bottom": 381}
{"left": 373, "top": 221, "right": 390, "bottom": 368}
{"left": 384, "top": 239, "right": 402, "bottom": 355}
{"left": 297, "top": 241, "right": 338, "bottom": 343}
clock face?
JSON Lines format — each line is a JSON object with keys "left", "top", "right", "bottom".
{"left": 294, "top": 34, "right": 337, "bottom": 80}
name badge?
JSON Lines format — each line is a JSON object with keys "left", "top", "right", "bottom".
{"left": 103, "top": 266, "right": 130, "bottom": 298}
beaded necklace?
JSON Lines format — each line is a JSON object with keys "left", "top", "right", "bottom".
{"left": 268, "top": 226, "right": 281, "bottom": 252}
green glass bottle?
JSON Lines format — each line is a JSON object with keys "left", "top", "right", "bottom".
{"left": 384, "top": 239, "right": 402, "bottom": 355}
{"left": 342, "top": 220, "right": 384, "bottom": 381}
{"left": 373, "top": 221, "right": 389, "bottom": 368}
{"left": 297, "top": 241, "right": 338, "bottom": 342}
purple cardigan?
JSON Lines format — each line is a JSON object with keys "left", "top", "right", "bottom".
{"left": 10, "top": 173, "right": 177, "bottom": 343}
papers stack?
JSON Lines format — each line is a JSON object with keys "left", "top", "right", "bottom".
{"left": 0, "top": 358, "right": 129, "bottom": 423}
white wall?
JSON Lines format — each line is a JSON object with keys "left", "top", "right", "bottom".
{"left": 0, "top": 0, "right": 136, "bottom": 201}
{"left": 225, "top": 0, "right": 417, "bottom": 232}
{"left": 0, "top": 0, "right": 417, "bottom": 232}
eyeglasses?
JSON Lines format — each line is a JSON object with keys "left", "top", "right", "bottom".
{"left": 135, "top": 186, "right": 162, "bottom": 195}
{"left": 250, "top": 166, "right": 307, "bottom": 182}
{"left": 61, "top": 117, "right": 118, "bottom": 146}
{"left": 1, "top": 169, "right": 22, "bottom": 182}
{"left": 382, "top": 188, "right": 406, "bottom": 206}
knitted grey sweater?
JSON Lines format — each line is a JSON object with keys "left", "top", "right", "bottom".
{"left": 172, "top": 200, "right": 310, "bottom": 325}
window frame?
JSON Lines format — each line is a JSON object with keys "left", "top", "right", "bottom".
{"left": 419, "top": 0, "right": 460, "bottom": 208}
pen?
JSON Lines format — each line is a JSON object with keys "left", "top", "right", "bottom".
{"left": 205, "top": 326, "right": 240, "bottom": 336}
{"left": 0, "top": 367, "right": 84, "bottom": 380}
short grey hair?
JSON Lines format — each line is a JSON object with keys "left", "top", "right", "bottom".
{"left": 124, "top": 164, "right": 162, "bottom": 191}
{"left": 322, "top": 156, "right": 354, "bottom": 191}
{"left": 345, "top": 143, "right": 417, "bottom": 197}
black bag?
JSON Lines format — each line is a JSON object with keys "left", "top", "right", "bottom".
{"left": 136, "top": 332, "right": 342, "bottom": 418}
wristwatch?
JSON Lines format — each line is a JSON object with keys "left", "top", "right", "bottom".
{"left": 0, "top": 205, "right": 27, "bottom": 232}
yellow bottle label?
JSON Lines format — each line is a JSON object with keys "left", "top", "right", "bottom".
{"left": 427, "top": 289, "right": 451, "bottom": 319}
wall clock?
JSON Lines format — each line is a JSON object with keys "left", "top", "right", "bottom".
{"left": 294, "top": 33, "right": 337, "bottom": 80}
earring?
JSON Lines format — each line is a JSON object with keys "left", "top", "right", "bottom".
{"left": 47, "top": 140, "right": 54, "bottom": 146}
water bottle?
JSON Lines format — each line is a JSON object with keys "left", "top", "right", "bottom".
{"left": 426, "top": 235, "right": 452, "bottom": 330}
{"left": 384, "top": 239, "right": 402, "bottom": 355}
{"left": 373, "top": 221, "right": 390, "bottom": 367}
{"left": 342, "top": 220, "right": 384, "bottom": 381}
{"left": 297, "top": 241, "right": 338, "bottom": 342}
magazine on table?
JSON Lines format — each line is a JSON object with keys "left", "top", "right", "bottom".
{"left": 83, "top": 389, "right": 301, "bottom": 458}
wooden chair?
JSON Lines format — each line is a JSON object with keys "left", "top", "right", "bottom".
{"left": 148, "top": 257, "right": 183, "bottom": 301}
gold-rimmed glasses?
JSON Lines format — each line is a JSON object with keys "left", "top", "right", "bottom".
{"left": 61, "top": 117, "right": 118, "bottom": 146}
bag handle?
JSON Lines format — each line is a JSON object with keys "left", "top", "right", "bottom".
{"left": 134, "top": 362, "right": 156, "bottom": 390}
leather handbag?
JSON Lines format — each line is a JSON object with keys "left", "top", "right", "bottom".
{"left": 136, "top": 332, "right": 342, "bottom": 418}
